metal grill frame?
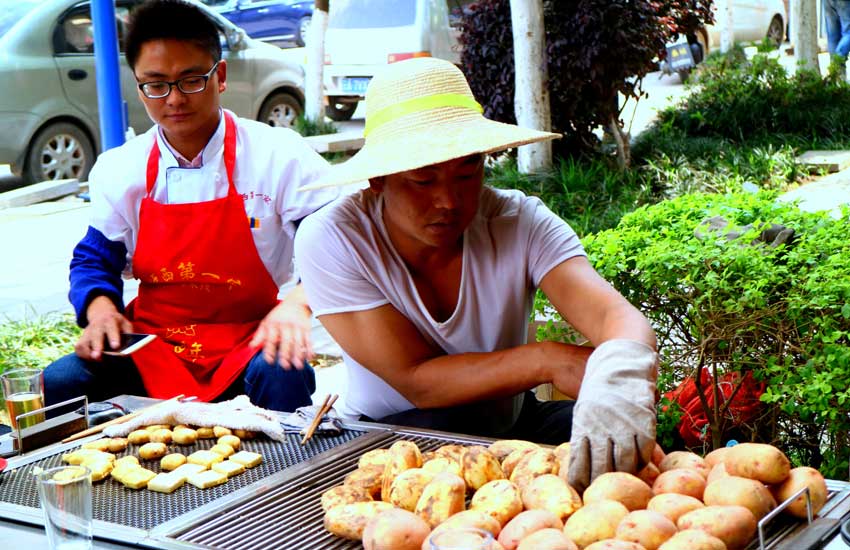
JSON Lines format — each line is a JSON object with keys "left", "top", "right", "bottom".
{"left": 162, "top": 423, "right": 495, "bottom": 550}
{"left": 3, "top": 415, "right": 850, "bottom": 550}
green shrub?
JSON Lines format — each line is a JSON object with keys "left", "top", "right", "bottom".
{"left": 652, "top": 51, "right": 850, "bottom": 146}
{"left": 292, "top": 114, "right": 337, "bottom": 138}
{"left": 487, "top": 157, "right": 655, "bottom": 237}
{"left": 0, "top": 313, "right": 79, "bottom": 376}
{"left": 579, "top": 192, "right": 849, "bottom": 476}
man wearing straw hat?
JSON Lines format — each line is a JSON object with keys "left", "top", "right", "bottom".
{"left": 294, "top": 57, "right": 658, "bottom": 491}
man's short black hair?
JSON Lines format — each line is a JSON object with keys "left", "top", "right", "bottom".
{"left": 125, "top": 0, "right": 222, "bottom": 71}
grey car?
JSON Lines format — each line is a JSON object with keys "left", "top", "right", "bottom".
{"left": 0, "top": 0, "right": 306, "bottom": 184}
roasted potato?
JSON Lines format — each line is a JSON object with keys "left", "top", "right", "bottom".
{"left": 344, "top": 465, "right": 384, "bottom": 499}
{"left": 704, "top": 447, "right": 732, "bottom": 468}
{"left": 389, "top": 468, "right": 435, "bottom": 512}
{"left": 677, "top": 505, "right": 757, "bottom": 550}
{"left": 323, "top": 501, "right": 395, "bottom": 541}
{"left": 498, "top": 509, "right": 563, "bottom": 550}
{"left": 462, "top": 445, "right": 506, "bottom": 491}
{"left": 422, "top": 456, "right": 462, "bottom": 477}
{"left": 703, "top": 476, "right": 776, "bottom": 521}
{"left": 584, "top": 541, "right": 648, "bottom": 550}
{"left": 706, "top": 462, "right": 730, "bottom": 485}
{"left": 414, "top": 472, "right": 466, "bottom": 528}
{"left": 362, "top": 508, "right": 431, "bottom": 550}
{"left": 359, "top": 449, "right": 390, "bottom": 470}
{"left": 647, "top": 493, "right": 704, "bottom": 524}
{"left": 615, "top": 510, "right": 677, "bottom": 550}
{"left": 429, "top": 509, "right": 501, "bottom": 538}
{"left": 658, "top": 529, "right": 727, "bottom": 550}
{"left": 321, "top": 485, "right": 372, "bottom": 512}
{"left": 381, "top": 441, "right": 424, "bottom": 502}
{"left": 583, "top": 472, "right": 653, "bottom": 511}
{"left": 651, "top": 468, "right": 707, "bottom": 500}
{"left": 434, "top": 444, "right": 467, "bottom": 464}
{"left": 723, "top": 443, "right": 790, "bottom": 485}
{"left": 470, "top": 479, "right": 524, "bottom": 527}
{"left": 510, "top": 448, "right": 558, "bottom": 489}
{"left": 502, "top": 447, "right": 535, "bottom": 479}
{"left": 769, "top": 466, "right": 828, "bottom": 518}
{"left": 520, "top": 474, "right": 582, "bottom": 522}
{"left": 516, "top": 528, "right": 577, "bottom": 550}
{"left": 488, "top": 439, "right": 540, "bottom": 462}
{"left": 564, "top": 500, "right": 630, "bottom": 549}
{"left": 659, "top": 451, "right": 709, "bottom": 478}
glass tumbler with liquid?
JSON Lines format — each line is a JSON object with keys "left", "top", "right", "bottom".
{"left": 36, "top": 465, "right": 93, "bottom": 550}
{"left": 1, "top": 368, "right": 45, "bottom": 430}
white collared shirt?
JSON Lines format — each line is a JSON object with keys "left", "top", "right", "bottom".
{"left": 87, "top": 110, "right": 339, "bottom": 287}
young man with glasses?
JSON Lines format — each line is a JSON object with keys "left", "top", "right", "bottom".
{"left": 43, "top": 0, "right": 338, "bottom": 412}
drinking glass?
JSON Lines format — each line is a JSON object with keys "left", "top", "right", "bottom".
{"left": 430, "top": 527, "right": 494, "bottom": 549}
{"left": 1, "top": 368, "right": 45, "bottom": 430}
{"left": 36, "top": 465, "right": 93, "bottom": 550}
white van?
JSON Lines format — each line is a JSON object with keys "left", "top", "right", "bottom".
{"left": 323, "top": 0, "right": 468, "bottom": 121}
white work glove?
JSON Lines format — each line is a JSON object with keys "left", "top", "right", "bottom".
{"left": 568, "top": 339, "right": 658, "bottom": 493}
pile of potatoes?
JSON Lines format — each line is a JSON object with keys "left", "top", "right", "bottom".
{"left": 321, "top": 439, "right": 829, "bottom": 550}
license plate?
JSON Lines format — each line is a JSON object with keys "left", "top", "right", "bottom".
{"left": 666, "top": 43, "right": 695, "bottom": 71}
{"left": 341, "top": 77, "right": 371, "bottom": 95}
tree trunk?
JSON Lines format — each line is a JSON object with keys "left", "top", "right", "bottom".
{"left": 305, "top": 0, "right": 329, "bottom": 122}
{"left": 716, "top": 0, "right": 735, "bottom": 53}
{"left": 792, "top": 0, "right": 821, "bottom": 75}
{"left": 510, "top": 0, "right": 552, "bottom": 173}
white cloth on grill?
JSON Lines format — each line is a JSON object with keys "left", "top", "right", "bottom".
{"left": 103, "top": 395, "right": 286, "bottom": 441}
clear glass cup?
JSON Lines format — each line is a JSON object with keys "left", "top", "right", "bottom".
{"left": 1, "top": 368, "right": 45, "bottom": 430}
{"left": 36, "top": 465, "right": 93, "bottom": 550}
{"left": 430, "top": 527, "right": 494, "bottom": 550}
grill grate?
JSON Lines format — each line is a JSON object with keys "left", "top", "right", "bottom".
{"left": 0, "top": 430, "right": 364, "bottom": 530}
{"left": 173, "top": 432, "right": 850, "bottom": 550}
{"left": 173, "top": 431, "right": 490, "bottom": 550}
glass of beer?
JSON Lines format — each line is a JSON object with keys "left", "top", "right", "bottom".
{"left": 1, "top": 368, "right": 45, "bottom": 430}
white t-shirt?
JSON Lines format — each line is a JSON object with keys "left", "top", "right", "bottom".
{"left": 295, "top": 186, "right": 586, "bottom": 425}
{"left": 88, "top": 110, "right": 339, "bottom": 287}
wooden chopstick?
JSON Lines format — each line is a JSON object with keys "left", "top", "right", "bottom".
{"left": 62, "top": 394, "right": 185, "bottom": 443}
{"left": 300, "top": 394, "right": 338, "bottom": 445}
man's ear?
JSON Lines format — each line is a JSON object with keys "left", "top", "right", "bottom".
{"left": 217, "top": 60, "right": 227, "bottom": 93}
{"left": 369, "top": 176, "right": 385, "bottom": 194}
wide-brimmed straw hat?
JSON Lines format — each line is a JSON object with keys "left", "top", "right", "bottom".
{"left": 299, "top": 57, "right": 560, "bottom": 190}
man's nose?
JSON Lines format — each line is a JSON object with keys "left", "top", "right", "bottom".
{"left": 166, "top": 86, "right": 188, "bottom": 106}
{"left": 432, "top": 181, "right": 461, "bottom": 209}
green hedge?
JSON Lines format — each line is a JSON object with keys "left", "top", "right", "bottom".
{"left": 581, "top": 192, "right": 850, "bottom": 477}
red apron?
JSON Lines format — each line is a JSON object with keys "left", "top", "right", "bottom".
{"left": 126, "top": 113, "right": 279, "bottom": 401}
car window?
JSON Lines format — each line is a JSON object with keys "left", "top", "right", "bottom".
{"left": 54, "top": 4, "right": 131, "bottom": 55}
{"left": 0, "top": 0, "right": 41, "bottom": 39}
{"left": 329, "top": 0, "right": 417, "bottom": 29}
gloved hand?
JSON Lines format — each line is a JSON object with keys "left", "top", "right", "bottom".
{"left": 568, "top": 339, "right": 658, "bottom": 493}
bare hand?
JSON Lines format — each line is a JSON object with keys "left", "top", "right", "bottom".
{"left": 250, "top": 287, "right": 313, "bottom": 369}
{"left": 544, "top": 342, "right": 592, "bottom": 399}
{"left": 75, "top": 296, "right": 133, "bottom": 361}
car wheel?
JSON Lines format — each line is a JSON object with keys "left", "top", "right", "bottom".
{"left": 766, "top": 16, "right": 784, "bottom": 48}
{"left": 259, "top": 92, "right": 302, "bottom": 128}
{"left": 24, "top": 122, "right": 94, "bottom": 184}
{"left": 297, "top": 16, "right": 311, "bottom": 47}
{"left": 326, "top": 99, "right": 357, "bottom": 122}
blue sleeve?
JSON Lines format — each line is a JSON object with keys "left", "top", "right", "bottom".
{"left": 69, "top": 226, "right": 128, "bottom": 327}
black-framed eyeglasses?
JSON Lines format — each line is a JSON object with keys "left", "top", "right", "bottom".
{"left": 137, "top": 62, "right": 220, "bottom": 99}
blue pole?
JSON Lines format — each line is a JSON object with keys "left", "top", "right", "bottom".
{"left": 91, "top": 0, "right": 126, "bottom": 151}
